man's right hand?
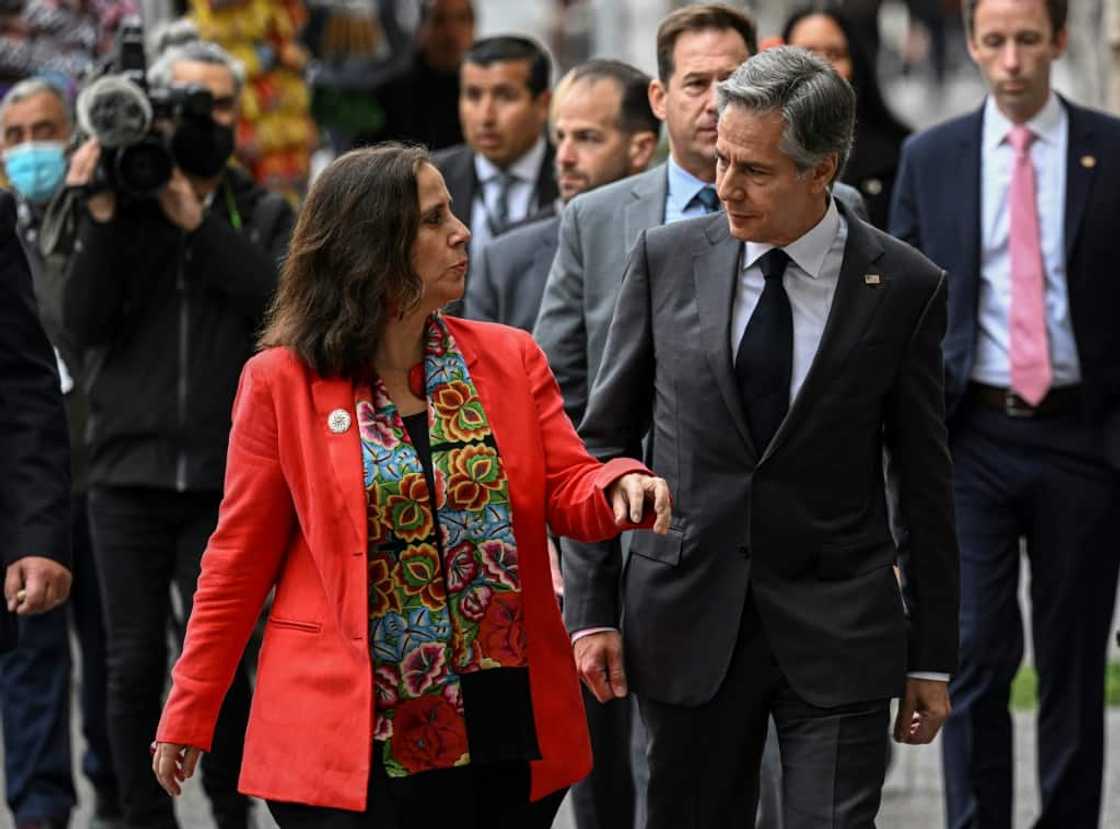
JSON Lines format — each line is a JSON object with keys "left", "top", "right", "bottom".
{"left": 574, "top": 630, "right": 628, "bottom": 703}
{"left": 66, "top": 138, "right": 115, "bottom": 222}
{"left": 4, "top": 556, "right": 71, "bottom": 615}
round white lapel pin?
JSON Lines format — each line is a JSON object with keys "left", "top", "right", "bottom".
{"left": 328, "top": 409, "right": 352, "bottom": 434}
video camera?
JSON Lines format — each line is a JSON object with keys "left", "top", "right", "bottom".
{"left": 75, "top": 16, "right": 216, "bottom": 198}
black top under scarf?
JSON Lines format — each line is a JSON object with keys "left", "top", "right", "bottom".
{"left": 391, "top": 412, "right": 538, "bottom": 798}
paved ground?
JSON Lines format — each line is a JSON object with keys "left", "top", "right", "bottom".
{"left": 1, "top": 708, "right": 1118, "bottom": 827}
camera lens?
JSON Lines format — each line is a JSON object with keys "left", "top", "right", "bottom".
{"left": 115, "top": 138, "right": 174, "bottom": 196}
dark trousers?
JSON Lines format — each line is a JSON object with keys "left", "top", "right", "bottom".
{"left": 569, "top": 687, "right": 635, "bottom": 829}
{"left": 88, "top": 486, "right": 253, "bottom": 829}
{"left": 639, "top": 598, "right": 890, "bottom": 829}
{"left": 267, "top": 755, "right": 566, "bottom": 828}
{"left": 0, "top": 493, "right": 117, "bottom": 823}
{"left": 942, "top": 405, "right": 1120, "bottom": 829}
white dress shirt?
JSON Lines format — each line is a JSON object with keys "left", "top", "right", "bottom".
{"left": 972, "top": 93, "right": 1080, "bottom": 388}
{"left": 470, "top": 135, "right": 547, "bottom": 251}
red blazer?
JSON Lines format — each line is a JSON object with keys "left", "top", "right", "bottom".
{"left": 156, "top": 318, "right": 649, "bottom": 811}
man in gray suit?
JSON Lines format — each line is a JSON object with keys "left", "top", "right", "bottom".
{"left": 534, "top": 4, "right": 758, "bottom": 425}
{"left": 463, "top": 60, "right": 659, "bottom": 331}
{"left": 569, "top": 48, "right": 959, "bottom": 827}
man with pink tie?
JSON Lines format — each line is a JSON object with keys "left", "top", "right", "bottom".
{"left": 890, "top": 1, "right": 1120, "bottom": 827}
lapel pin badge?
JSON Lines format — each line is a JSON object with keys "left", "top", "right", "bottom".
{"left": 328, "top": 408, "right": 352, "bottom": 434}
{"left": 1081, "top": 155, "right": 1097, "bottom": 169}
{"left": 864, "top": 273, "right": 882, "bottom": 286}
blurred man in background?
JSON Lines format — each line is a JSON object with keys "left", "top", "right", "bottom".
{"left": 892, "top": 1, "right": 1120, "bottom": 825}
{"left": 434, "top": 34, "right": 556, "bottom": 262}
{"left": 464, "top": 58, "right": 658, "bottom": 331}
{"left": 355, "top": 0, "right": 476, "bottom": 151}
{"left": 534, "top": 3, "right": 757, "bottom": 426}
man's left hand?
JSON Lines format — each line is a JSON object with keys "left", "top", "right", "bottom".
{"left": 893, "top": 677, "right": 950, "bottom": 744}
{"left": 606, "top": 473, "right": 672, "bottom": 534}
{"left": 5, "top": 556, "right": 72, "bottom": 615}
{"left": 158, "top": 170, "right": 204, "bottom": 232}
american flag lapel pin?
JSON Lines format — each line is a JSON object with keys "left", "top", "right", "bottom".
{"left": 864, "top": 273, "right": 881, "bottom": 286}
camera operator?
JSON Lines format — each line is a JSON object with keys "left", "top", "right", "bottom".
{"left": 60, "top": 32, "right": 294, "bottom": 829}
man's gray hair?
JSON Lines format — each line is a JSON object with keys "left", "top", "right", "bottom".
{"left": 716, "top": 46, "right": 855, "bottom": 179}
{"left": 0, "top": 78, "right": 71, "bottom": 127}
{"left": 147, "top": 19, "right": 245, "bottom": 94}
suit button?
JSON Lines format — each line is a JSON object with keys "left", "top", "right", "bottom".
{"left": 738, "top": 545, "right": 750, "bottom": 558}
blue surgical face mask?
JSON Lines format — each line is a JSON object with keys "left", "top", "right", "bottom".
{"left": 4, "top": 141, "right": 67, "bottom": 204}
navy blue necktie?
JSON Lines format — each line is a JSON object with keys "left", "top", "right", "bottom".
{"left": 735, "top": 249, "right": 793, "bottom": 451}
{"left": 692, "top": 186, "right": 720, "bottom": 214}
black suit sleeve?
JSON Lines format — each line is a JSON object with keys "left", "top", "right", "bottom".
{"left": 0, "top": 191, "right": 71, "bottom": 569}
{"left": 561, "top": 230, "right": 655, "bottom": 632}
{"left": 883, "top": 270, "right": 959, "bottom": 675}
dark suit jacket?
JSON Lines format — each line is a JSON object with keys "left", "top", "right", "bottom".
{"left": 0, "top": 190, "right": 71, "bottom": 649}
{"left": 890, "top": 97, "right": 1120, "bottom": 450}
{"left": 464, "top": 214, "right": 559, "bottom": 331}
{"left": 568, "top": 204, "right": 959, "bottom": 708}
{"left": 432, "top": 141, "right": 558, "bottom": 234}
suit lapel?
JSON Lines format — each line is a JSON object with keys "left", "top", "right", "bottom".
{"left": 692, "top": 214, "right": 757, "bottom": 458}
{"left": 529, "top": 227, "right": 559, "bottom": 285}
{"left": 760, "top": 209, "right": 887, "bottom": 464}
{"left": 535, "top": 142, "right": 558, "bottom": 210}
{"left": 310, "top": 375, "right": 366, "bottom": 561}
{"left": 959, "top": 108, "right": 983, "bottom": 303}
{"left": 624, "top": 165, "right": 668, "bottom": 253}
{"left": 442, "top": 148, "right": 477, "bottom": 228}
{"left": 1062, "top": 98, "right": 1096, "bottom": 263}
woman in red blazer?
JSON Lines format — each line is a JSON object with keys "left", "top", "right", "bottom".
{"left": 151, "top": 144, "right": 670, "bottom": 828}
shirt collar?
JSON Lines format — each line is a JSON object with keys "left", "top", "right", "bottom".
{"left": 982, "top": 91, "right": 1065, "bottom": 153}
{"left": 474, "top": 134, "right": 548, "bottom": 185}
{"left": 742, "top": 196, "right": 840, "bottom": 279}
{"left": 667, "top": 155, "right": 714, "bottom": 206}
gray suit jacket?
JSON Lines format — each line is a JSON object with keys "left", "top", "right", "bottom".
{"left": 533, "top": 162, "right": 868, "bottom": 427}
{"left": 567, "top": 205, "right": 959, "bottom": 709}
{"left": 463, "top": 214, "right": 559, "bottom": 332}
{"left": 533, "top": 164, "right": 668, "bottom": 426}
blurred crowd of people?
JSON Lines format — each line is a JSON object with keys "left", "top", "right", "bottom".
{"left": 0, "top": 1, "right": 1118, "bottom": 828}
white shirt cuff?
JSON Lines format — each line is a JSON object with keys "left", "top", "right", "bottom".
{"left": 907, "top": 671, "right": 950, "bottom": 682}
{"left": 571, "top": 626, "right": 617, "bottom": 643}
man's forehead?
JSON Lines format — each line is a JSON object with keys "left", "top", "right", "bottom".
{"left": 553, "top": 79, "right": 621, "bottom": 125}
{"left": 716, "top": 108, "right": 785, "bottom": 153}
{"left": 671, "top": 29, "right": 748, "bottom": 74}
{"left": 171, "top": 60, "right": 235, "bottom": 89}
{"left": 3, "top": 91, "right": 68, "bottom": 126}
{"left": 462, "top": 59, "right": 531, "bottom": 85}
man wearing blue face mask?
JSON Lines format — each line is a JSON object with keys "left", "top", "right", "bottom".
{"left": 0, "top": 77, "right": 123, "bottom": 829}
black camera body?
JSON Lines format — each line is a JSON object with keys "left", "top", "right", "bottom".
{"left": 76, "top": 16, "right": 216, "bottom": 198}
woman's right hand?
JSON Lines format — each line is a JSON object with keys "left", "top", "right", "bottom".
{"left": 152, "top": 741, "right": 203, "bottom": 796}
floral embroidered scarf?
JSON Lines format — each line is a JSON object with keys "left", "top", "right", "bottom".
{"left": 357, "top": 313, "right": 527, "bottom": 778}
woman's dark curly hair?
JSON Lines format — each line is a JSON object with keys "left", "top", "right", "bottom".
{"left": 259, "top": 143, "right": 430, "bottom": 379}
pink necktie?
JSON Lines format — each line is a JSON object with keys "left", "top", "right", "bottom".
{"left": 1007, "top": 124, "right": 1052, "bottom": 405}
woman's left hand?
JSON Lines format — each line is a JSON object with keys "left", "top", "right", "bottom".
{"left": 607, "top": 473, "right": 672, "bottom": 534}
{"left": 152, "top": 741, "right": 203, "bottom": 797}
